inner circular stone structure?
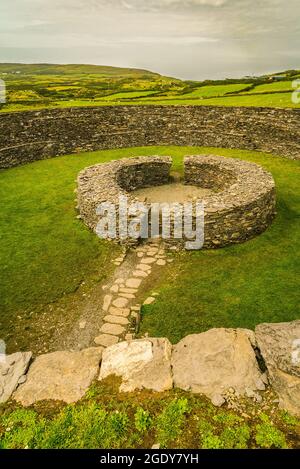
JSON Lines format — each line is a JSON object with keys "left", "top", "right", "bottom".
{"left": 77, "top": 155, "right": 276, "bottom": 249}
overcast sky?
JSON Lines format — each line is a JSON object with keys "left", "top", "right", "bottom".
{"left": 0, "top": 0, "right": 299, "bottom": 80}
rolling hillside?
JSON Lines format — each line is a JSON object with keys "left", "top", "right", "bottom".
{"left": 0, "top": 64, "right": 299, "bottom": 111}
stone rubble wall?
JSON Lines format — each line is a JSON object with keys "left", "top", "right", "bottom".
{"left": 77, "top": 155, "right": 276, "bottom": 249}
{"left": 0, "top": 105, "right": 299, "bottom": 169}
{"left": 1, "top": 320, "right": 299, "bottom": 417}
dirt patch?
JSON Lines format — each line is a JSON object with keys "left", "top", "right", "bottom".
{"left": 133, "top": 182, "right": 215, "bottom": 204}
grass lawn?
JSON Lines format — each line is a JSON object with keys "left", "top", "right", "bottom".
{"left": 0, "top": 146, "right": 299, "bottom": 345}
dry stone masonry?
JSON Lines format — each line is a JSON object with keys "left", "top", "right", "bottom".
{"left": 0, "top": 106, "right": 299, "bottom": 169}
{"left": 2, "top": 320, "right": 299, "bottom": 417}
{"left": 77, "top": 154, "right": 276, "bottom": 249}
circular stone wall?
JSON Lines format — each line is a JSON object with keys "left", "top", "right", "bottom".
{"left": 77, "top": 155, "right": 276, "bottom": 249}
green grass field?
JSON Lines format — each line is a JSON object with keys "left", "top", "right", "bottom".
{"left": 1, "top": 64, "right": 299, "bottom": 112}
{"left": 1, "top": 146, "right": 299, "bottom": 347}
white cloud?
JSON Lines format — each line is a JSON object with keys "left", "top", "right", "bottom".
{"left": 0, "top": 0, "right": 299, "bottom": 80}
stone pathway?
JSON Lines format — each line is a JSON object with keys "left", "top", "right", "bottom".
{"left": 93, "top": 240, "right": 170, "bottom": 348}
{"left": 51, "top": 240, "right": 174, "bottom": 353}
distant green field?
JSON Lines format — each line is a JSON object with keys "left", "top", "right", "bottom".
{"left": 138, "top": 92, "right": 298, "bottom": 108}
{"left": 100, "top": 90, "right": 159, "bottom": 100}
{"left": 168, "top": 83, "right": 250, "bottom": 99}
{"left": 246, "top": 81, "right": 294, "bottom": 93}
{"left": 0, "top": 63, "right": 299, "bottom": 111}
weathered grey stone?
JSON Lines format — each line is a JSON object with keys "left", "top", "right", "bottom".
{"left": 172, "top": 329, "right": 265, "bottom": 400}
{"left": 0, "top": 352, "right": 32, "bottom": 403}
{"left": 14, "top": 348, "right": 103, "bottom": 406}
{"left": 136, "top": 264, "right": 152, "bottom": 272}
{"left": 156, "top": 259, "right": 166, "bottom": 266}
{"left": 143, "top": 297, "right": 156, "bottom": 305}
{"left": 103, "top": 315, "right": 129, "bottom": 325}
{"left": 112, "top": 297, "right": 129, "bottom": 308}
{"left": 141, "top": 257, "right": 156, "bottom": 264}
{"left": 108, "top": 306, "right": 130, "bottom": 317}
{"left": 94, "top": 334, "right": 119, "bottom": 347}
{"left": 133, "top": 270, "right": 148, "bottom": 278}
{"left": 99, "top": 338, "right": 173, "bottom": 392}
{"left": 255, "top": 320, "right": 300, "bottom": 416}
{"left": 103, "top": 294, "right": 112, "bottom": 312}
{"left": 126, "top": 278, "right": 142, "bottom": 289}
{"left": 119, "top": 293, "right": 135, "bottom": 299}
{"left": 100, "top": 323, "right": 126, "bottom": 336}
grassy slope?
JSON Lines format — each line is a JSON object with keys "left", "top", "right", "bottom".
{"left": 1, "top": 379, "right": 299, "bottom": 449}
{"left": 0, "top": 147, "right": 299, "bottom": 343}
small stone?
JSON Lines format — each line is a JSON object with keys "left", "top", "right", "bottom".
{"left": 126, "top": 278, "right": 142, "bottom": 289}
{"left": 104, "top": 315, "right": 129, "bottom": 325}
{"left": 131, "top": 306, "right": 141, "bottom": 312}
{"left": 112, "top": 297, "right": 129, "bottom": 308}
{"left": 157, "top": 259, "right": 166, "bottom": 266}
{"left": 133, "top": 270, "right": 148, "bottom": 278}
{"left": 18, "top": 375, "right": 27, "bottom": 385}
{"left": 79, "top": 321, "right": 87, "bottom": 330}
{"left": 136, "top": 263, "right": 152, "bottom": 272}
{"left": 103, "top": 295, "right": 113, "bottom": 312}
{"left": 100, "top": 323, "right": 126, "bottom": 336}
{"left": 94, "top": 334, "right": 119, "bottom": 347}
{"left": 110, "top": 285, "right": 119, "bottom": 293}
{"left": 152, "top": 292, "right": 159, "bottom": 297}
{"left": 109, "top": 306, "right": 130, "bottom": 317}
{"left": 119, "top": 288, "right": 138, "bottom": 294}
{"left": 141, "top": 257, "right": 156, "bottom": 265}
{"left": 125, "top": 334, "right": 134, "bottom": 341}
{"left": 119, "top": 293, "right": 135, "bottom": 299}
{"left": 167, "top": 259, "right": 174, "bottom": 263}
{"left": 102, "top": 285, "right": 108, "bottom": 291}
{"left": 137, "top": 252, "right": 144, "bottom": 258}
{"left": 113, "top": 261, "right": 121, "bottom": 266}
{"left": 115, "top": 257, "right": 125, "bottom": 263}
{"left": 144, "top": 297, "right": 156, "bottom": 305}
{"left": 152, "top": 444, "right": 160, "bottom": 450}
{"left": 115, "top": 278, "right": 124, "bottom": 285}
{"left": 211, "top": 394, "right": 226, "bottom": 407}
{"left": 147, "top": 250, "right": 158, "bottom": 257}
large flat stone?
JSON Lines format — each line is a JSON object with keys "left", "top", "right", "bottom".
{"left": 255, "top": 320, "right": 300, "bottom": 416}
{"left": 14, "top": 348, "right": 103, "bottom": 406}
{"left": 172, "top": 329, "right": 265, "bottom": 402}
{"left": 99, "top": 338, "right": 173, "bottom": 392}
{"left": 0, "top": 352, "right": 32, "bottom": 403}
